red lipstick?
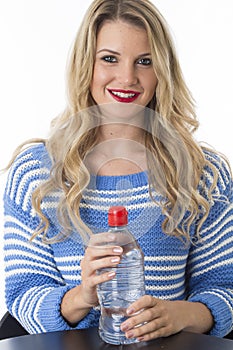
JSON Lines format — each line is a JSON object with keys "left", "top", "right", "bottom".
{"left": 108, "top": 89, "right": 140, "bottom": 103}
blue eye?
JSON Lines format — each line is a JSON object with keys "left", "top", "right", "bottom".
{"left": 137, "top": 58, "right": 152, "bottom": 66}
{"left": 102, "top": 56, "right": 117, "bottom": 63}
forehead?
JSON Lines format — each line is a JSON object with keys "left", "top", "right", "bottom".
{"left": 96, "top": 20, "right": 150, "bottom": 52}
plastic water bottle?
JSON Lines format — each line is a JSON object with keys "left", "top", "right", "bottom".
{"left": 97, "top": 206, "right": 145, "bottom": 345}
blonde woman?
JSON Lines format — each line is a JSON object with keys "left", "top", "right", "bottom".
{"left": 3, "top": 0, "right": 233, "bottom": 342}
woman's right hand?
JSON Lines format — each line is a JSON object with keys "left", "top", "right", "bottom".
{"left": 80, "top": 232, "right": 123, "bottom": 306}
{"left": 61, "top": 232, "right": 123, "bottom": 325}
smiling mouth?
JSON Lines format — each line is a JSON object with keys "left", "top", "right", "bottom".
{"left": 108, "top": 89, "right": 140, "bottom": 103}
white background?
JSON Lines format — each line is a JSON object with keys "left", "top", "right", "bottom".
{"left": 0, "top": 1, "right": 232, "bottom": 321}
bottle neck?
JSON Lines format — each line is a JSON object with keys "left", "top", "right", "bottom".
{"left": 108, "top": 225, "right": 128, "bottom": 232}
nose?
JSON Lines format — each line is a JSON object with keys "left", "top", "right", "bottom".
{"left": 117, "top": 62, "right": 138, "bottom": 86}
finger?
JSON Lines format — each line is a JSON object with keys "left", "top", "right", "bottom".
{"left": 126, "top": 295, "right": 157, "bottom": 316}
{"left": 125, "top": 318, "right": 168, "bottom": 341}
{"left": 81, "top": 253, "right": 121, "bottom": 280}
{"left": 84, "top": 269, "right": 116, "bottom": 289}
{"left": 91, "top": 255, "right": 121, "bottom": 271}
{"left": 121, "top": 305, "right": 161, "bottom": 333}
{"left": 85, "top": 245, "right": 123, "bottom": 260}
{"left": 136, "top": 325, "right": 174, "bottom": 342}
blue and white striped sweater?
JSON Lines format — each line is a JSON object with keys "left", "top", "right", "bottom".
{"left": 3, "top": 143, "right": 233, "bottom": 336}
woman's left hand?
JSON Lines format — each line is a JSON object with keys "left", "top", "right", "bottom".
{"left": 120, "top": 295, "right": 213, "bottom": 342}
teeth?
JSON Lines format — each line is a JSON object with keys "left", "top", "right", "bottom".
{"left": 111, "top": 91, "right": 136, "bottom": 98}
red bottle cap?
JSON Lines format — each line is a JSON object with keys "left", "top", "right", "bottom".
{"left": 108, "top": 206, "right": 128, "bottom": 226}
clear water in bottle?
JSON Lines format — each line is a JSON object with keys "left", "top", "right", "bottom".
{"left": 97, "top": 206, "right": 145, "bottom": 345}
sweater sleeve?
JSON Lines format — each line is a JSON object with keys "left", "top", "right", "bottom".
{"left": 187, "top": 152, "right": 233, "bottom": 337}
{"left": 3, "top": 144, "right": 99, "bottom": 333}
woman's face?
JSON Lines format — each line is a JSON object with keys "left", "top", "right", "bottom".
{"left": 90, "top": 20, "right": 158, "bottom": 108}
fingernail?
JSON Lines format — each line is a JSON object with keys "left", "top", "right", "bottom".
{"left": 113, "top": 247, "right": 123, "bottom": 253}
{"left": 137, "top": 337, "right": 144, "bottom": 342}
{"left": 121, "top": 323, "right": 129, "bottom": 332}
{"left": 126, "top": 331, "right": 134, "bottom": 339}
{"left": 108, "top": 271, "right": 115, "bottom": 278}
{"left": 111, "top": 257, "right": 120, "bottom": 263}
{"left": 127, "top": 307, "right": 135, "bottom": 315}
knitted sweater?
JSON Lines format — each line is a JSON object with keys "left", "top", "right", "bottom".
{"left": 3, "top": 143, "right": 233, "bottom": 337}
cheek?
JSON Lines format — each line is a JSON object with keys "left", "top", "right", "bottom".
{"left": 91, "top": 65, "right": 110, "bottom": 91}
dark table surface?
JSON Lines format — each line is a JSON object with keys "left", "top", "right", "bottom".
{"left": 1, "top": 327, "right": 233, "bottom": 350}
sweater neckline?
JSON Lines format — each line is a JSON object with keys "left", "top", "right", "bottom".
{"left": 89, "top": 171, "right": 148, "bottom": 191}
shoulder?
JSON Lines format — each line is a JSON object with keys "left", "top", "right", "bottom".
{"left": 200, "top": 148, "right": 232, "bottom": 200}
{"left": 7, "top": 142, "right": 51, "bottom": 180}
{"left": 4, "top": 142, "right": 51, "bottom": 207}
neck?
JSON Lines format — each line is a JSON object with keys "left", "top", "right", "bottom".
{"left": 98, "top": 123, "right": 145, "bottom": 145}
{"left": 84, "top": 124, "right": 148, "bottom": 176}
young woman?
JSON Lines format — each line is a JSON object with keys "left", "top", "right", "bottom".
{"left": 3, "top": 0, "right": 233, "bottom": 342}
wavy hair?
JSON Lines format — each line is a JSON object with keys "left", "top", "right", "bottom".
{"left": 6, "top": 0, "right": 225, "bottom": 242}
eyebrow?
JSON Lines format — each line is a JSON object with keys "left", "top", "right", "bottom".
{"left": 96, "top": 49, "right": 151, "bottom": 57}
{"left": 97, "top": 49, "right": 120, "bottom": 55}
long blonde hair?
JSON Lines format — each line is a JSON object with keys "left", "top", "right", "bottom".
{"left": 6, "top": 0, "right": 225, "bottom": 241}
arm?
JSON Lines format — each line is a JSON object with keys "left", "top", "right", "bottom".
{"left": 4, "top": 144, "right": 123, "bottom": 332}
{"left": 61, "top": 233, "right": 123, "bottom": 325}
{"left": 3, "top": 145, "right": 73, "bottom": 333}
{"left": 186, "top": 154, "right": 233, "bottom": 337}
{"left": 121, "top": 153, "right": 233, "bottom": 340}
